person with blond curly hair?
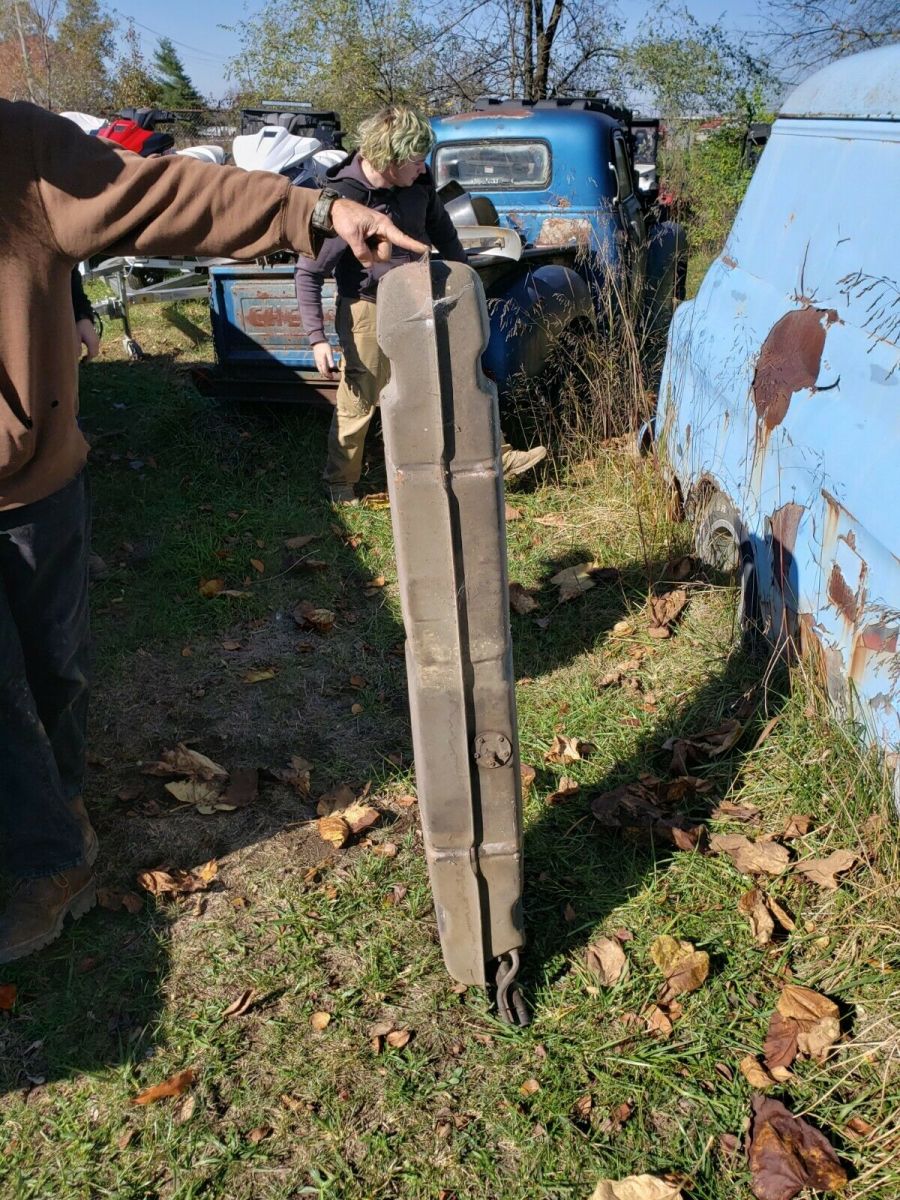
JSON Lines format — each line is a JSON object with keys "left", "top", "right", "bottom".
{"left": 296, "top": 105, "right": 546, "bottom": 503}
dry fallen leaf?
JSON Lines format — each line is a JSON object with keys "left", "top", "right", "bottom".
{"left": 316, "top": 784, "right": 356, "bottom": 816}
{"left": 712, "top": 800, "right": 762, "bottom": 822}
{"left": 544, "top": 734, "right": 595, "bottom": 764}
{"left": 386, "top": 1029, "right": 411, "bottom": 1049}
{"left": 648, "top": 588, "right": 688, "bottom": 636}
{"left": 97, "top": 888, "right": 144, "bottom": 915}
{"left": 317, "top": 815, "right": 351, "bottom": 848}
{"left": 645, "top": 1006, "right": 674, "bottom": 1037}
{"left": 740, "top": 1055, "right": 778, "bottom": 1090}
{"left": 794, "top": 850, "right": 857, "bottom": 890}
{"left": 284, "top": 534, "right": 318, "bottom": 551}
{"left": 247, "top": 1125, "right": 272, "bottom": 1144}
{"left": 222, "top": 989, "right": 255, "bottom": 1019}
{"left": 199, "top": 577, "right": 225, "bottom": 598}
{"left": 590, "top": 1173, "right": 683, "bottom": 1200}
{"left": 0, "top": 983, "right": 17, "bottom": 1010}
{"left": 116, "top": 1128, "right": 138, "bottom": 1151}
{"left": 710, "top": 834, "right": 790, "bottom": 877}
{"left": 764, "top": 985, "right": 840, "bottom": 1068}
{"left": 175, "top": 1093, "right": 197, "bottom": 1124}
{"left": 547, "top": 775, "right": 579, "bottom": 805}
{"left": 164, "top": 778, "right": 223, "bottom": 809}
{"left": 342, "top": 802, "right": 380, "bottom": 835}
{"left": 133, "top": 1068, "right": 197, "bottom": 1106}
{"left": 520, "top": 764, "right": 536, "bottom": 796}
{"left": 310, "top": 1011, "right": 331, "bottom": 1032}
{"left": 586, "top": 937, "right": 628, "bottom": 986}
{"left": 242, "top": 666, "right": 277, "bottom": 684}
{"left": 221, "top": 768, "right": 258, "bottom": 809}
{"left": 650, "top": 935, "right": 710, "bottom": 1002}
{"left": 781, "top": 814, "right": 813, "bottom": 839}
{"left": 271, "top": 755, "right": 311, "bottom": 796}
{"left": 739, "top": 888, "right": 776, "bottom": 946}
{"left": 748, "top": 1094, "right": 847, "bottom": 1200}
{"left": 551, "top": 562, "right": 597, "bottom": 602}
{"left": 136, "top": 860, "right": 218, "bottom": 898}
{"left": 505, "top": 503, "right": 523, "bottom": 521}
{"left": 292, "top": 602, "right": 336, "bottom": 634}
{"left": 143, "top": 744, "right": 228, "bottom": 782}
{"left": 249, "top": 557, "right": 265, "bottom": 574}
{"left": 519, "top": 1077, "right": 541, "bottom": 1097}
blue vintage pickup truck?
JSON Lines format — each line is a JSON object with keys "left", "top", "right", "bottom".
{"left": 194, "top": 97, "right": 686, "bottom": 405}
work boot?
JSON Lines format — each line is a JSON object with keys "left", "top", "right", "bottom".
{"left": 0, "top": 865, "right": 97, "bottom": 963}
{"left": 324, "top": 483, "right": 358, "bottom": 506}
{"left": 501, "top": 444, "right": 548, "bottom": 478}
{"left": 69, "top": 795, "right": 99, "bottom": 867}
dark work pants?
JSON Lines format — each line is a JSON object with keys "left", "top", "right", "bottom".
{"left": 0, "top": 472, "right": 90, "bottom": 879}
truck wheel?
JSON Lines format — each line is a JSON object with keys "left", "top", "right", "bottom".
{"left": 694, "top": 488, "right": 763, "bottom": 648}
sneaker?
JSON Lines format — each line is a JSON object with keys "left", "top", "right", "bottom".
{"left": 0, "top": 865, "right": 96, "bottom": 963}
{"left": 69, "top": 795, "right": 99, "bottom": 867}
{"left": 324, "top": 483, "right": 358, "bottom": 505}
{"left": 501, "top": 444, "right": 548, "bottom": 478}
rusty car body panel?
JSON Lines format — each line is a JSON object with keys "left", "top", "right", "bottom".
{"left": 656, "top": 45, "right": 900, "bottom": 761}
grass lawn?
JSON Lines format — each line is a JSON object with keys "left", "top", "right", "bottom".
{"left": 0, "top": 293, "right": 896, "bottom": 1200}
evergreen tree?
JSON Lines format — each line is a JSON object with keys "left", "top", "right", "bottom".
{"left": 152, "top": 36, "right": 204, "bottom": 108}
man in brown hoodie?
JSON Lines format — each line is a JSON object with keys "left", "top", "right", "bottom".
{"left": 0, "top": 100, "right": 425, "bottom": 963}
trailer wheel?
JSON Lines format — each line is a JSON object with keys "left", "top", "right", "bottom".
{"left": 694, "top": 488, "right": 763, "bottom": 648}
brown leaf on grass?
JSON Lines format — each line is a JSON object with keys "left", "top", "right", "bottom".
{"left": 221, "top": 768, "right": 258, "bottom": 809}
{"left": 133, "top": 1068, "right": 197, "bottom": 1106}
{"left": 370, "top": 841, "right": 398, "bottom": 858}
{"left": 544, "top": 734, "right": 595, "bottom": 764}
{"left": 292, "top": 602, "right": 335, "bottom": 634}
{"left": 164, "top": 778, "right": 223, "bottom": 809}
{"left": 509, "top": 582, "right": 540, "bottom": 614}
{"left": 665, "top": 719, "right": 745, "bottom": 774}
{"left": 586, "top": 937, "right": 628, "bottom": 986}
{"left": 710, "top": 834, "right": 790, "bottom": 876}
{"left": 249, "top": 558, "right": 265, "bottom": 574}
{"left": 650, "top": 935, "right": 710, "bottom": 1003}
{"left": 794, "top": 850, "right": 857, "bottom": 890}
{"left": 654, "top": 818, "right": 707, "bottom": 852}
{"left": 547, "top": 775, "right": 579, "bottom": 805}
{"left": 143, "top": 744, "right": 228, "bottom": 782}
{"left": 534, "top": 512, "right": 568, "bottom": 527}
{"left": 572, "top": 1093, "right": 593, "bottom": 1120}
{"left": 648, "top": 588, "right": 688, "bottom": 634}
{"left": 739, "top": 888, "right": 776, "bottom": 946}
{"left": 242, "top": 666, "right": 277, "bottom": 684}
{"left": 199, "top": 577, "right": 225, "bottom": 598}
{"left": 748, "top": 1094, "right": 848, "bottom": 1200}
{"left": 563, "top": 902, "right": 577, "bottom": 923}
{"left": 222, "top": 989, "right": 255, "bottom": 1019}
{"left": 316, "top": 784, "right": 356, "bottom": 816}
{"left": 0, "top": 984, "right": 17, "bottom": 1010}
{"left": 343, "top": 802, "right": 380, "bottom": 834}
{"left": 136, "top": 860, "right": 218, "bottom": 897}
{"left": 591, "top": 781, "right": 663, "bottom": 828}
{"left": 550, "top": 562, "right": 597, "bottom": 602}
{"left": 310, "top": 1011, "right": 331, "bottom": 1031}
{"left": 766, "top": 985, "right": 840, "bottom": 1066}
{"left": 317, "top": 815, "right": 351, "bottom": 848}
{"left": 665, "top": 554, "right": 696, "bottom": 581}
{"left": 271, "top": 755, "right": 311, "bottom": 796}
{"left": 781, "top": 815, "right": 812, "bottom": 839}
{"left": 519, "top": 1077, "right": 541, "bottom": 1097}
{"left": 97, "top": 888, "right": 144, "bottom": 915}
{"left": 386, "top": 884, "right": 408, "bottom": 906}
{"left": 221, "top": 639, "right": 242, "bottom": 652}
{"left": 597, "top": 1099, "right": 634, "bottom": 1135}
{"left": 740, "top": 1056, "right": 779, "bottom": 1089}
{"left": 844, "top": 1115, "right": 875, "bottom": 1141}
{"left": 386, "top": 1029, "right": 411, "bottom": 1049}
{"left": 719, "top": 1133, "right": 741, "bottom": 1157}
{"left": 520, "top": 764, "right": 536, "bottom": 796}
{"left": 360, "top": 492, "right": 390, "bottom": 510}
{"left": 175, "top": 1093, "right": 197, "bottom": 1124}
{"left": 645, "top": 1006, "right": 674, "bottom": 1037}
{"left": 590, "top": 1176, "right": 683, "bottom": 1200}
{"left": 712, "top": 800, "right": 762, "bottom": 823}
{"left": 117, "top": 1128, "right": 138, "bottom": 1150}
{"left": 284, "top": 534, "right": 318, "bottom": 551}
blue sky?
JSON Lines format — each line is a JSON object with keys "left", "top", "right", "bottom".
{"left": 108, "top": 0, "right": 766, "bottom": 102}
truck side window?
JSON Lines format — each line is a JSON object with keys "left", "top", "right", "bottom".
{"left": 612, "top": 134, "right": 635, "bottom": 203}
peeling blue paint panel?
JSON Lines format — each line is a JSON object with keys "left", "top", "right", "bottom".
{"left": 657, "top": 45, "right": 900, "bottom": 761}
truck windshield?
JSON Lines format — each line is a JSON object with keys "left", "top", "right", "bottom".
{"left": 433, "top": 140, "right": 551, "bottom": 190}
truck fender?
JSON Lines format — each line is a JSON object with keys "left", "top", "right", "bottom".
{"left": 483, "top": 264, "right": 594, "bottom": 388}
{"left": 643, "top": 220, "right": 688, "bottom": 336}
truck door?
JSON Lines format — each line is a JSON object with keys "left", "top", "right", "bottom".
{"left": 611, "top": 130, "right": 647, "bottom": 292}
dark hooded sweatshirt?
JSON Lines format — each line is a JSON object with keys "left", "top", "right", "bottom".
{"left": 295, "top": 151, "right": 467, "bottom": 344}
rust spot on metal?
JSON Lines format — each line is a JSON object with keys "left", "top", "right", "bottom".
{"left": 859, "top": 622, "right": 899, "bottom": 654}
{"left": 721, "top": 254, "right": 737, "bottom": 269}
{"left": 828, "top": 563, "right": 861, "bottom": 624}
{"left": 752, "top": 308, "right": 839, "bottom": 430}
{"left": 769, "top": 502, "right": 805, "bottom": 593}
{"left": 843, "top": 530, "right": 857, "bottom": 550}
{"left": 535, "top": 218, "right": 590, "bottom": 247}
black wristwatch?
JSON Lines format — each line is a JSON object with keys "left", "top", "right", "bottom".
{"left": 311, "top": 187, "right": 341, "bottom": 235}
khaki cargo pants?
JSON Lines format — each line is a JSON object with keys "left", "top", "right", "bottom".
{"left": 323, "top": 297, "right": 389, "bottom": 486}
